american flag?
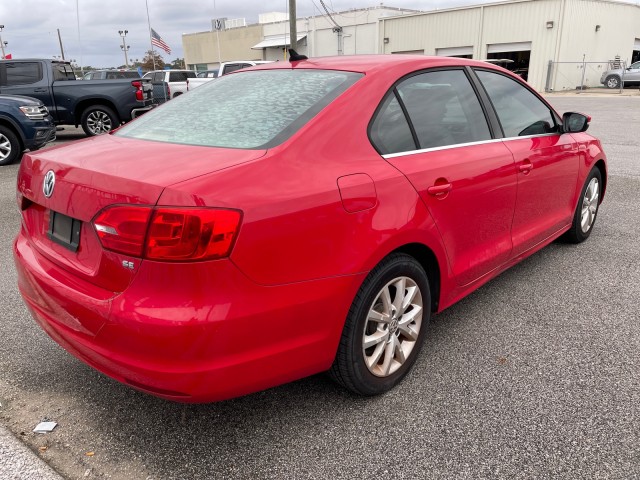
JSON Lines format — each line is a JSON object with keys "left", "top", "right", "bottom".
{"left": 151, "top": 28, "right": 171, "bottom": 55}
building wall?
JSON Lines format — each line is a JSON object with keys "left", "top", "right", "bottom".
{"left": 258, "top": 7, "right": 415, "bottom": 60}
{"left": 181, "top": 1, "right": 640, "bottom": 90}
{"left": 183, "top": 24, "right": 264, "bottom": 69}
{"left": 379, "top": 0, "right": 640, "bottom": 91}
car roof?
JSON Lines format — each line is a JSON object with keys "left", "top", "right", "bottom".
{"left": 248, "top": 55, "right": 502, "bottom": 75}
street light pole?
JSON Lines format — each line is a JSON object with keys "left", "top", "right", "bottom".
{"left": 118, "top": 29, "right": 130, "bottom": 67}
{"left": 0, "top": 25, "right": 7, "bottom": 59}
{"left": 289, "top": 0, "right": 297, "bottom": 53}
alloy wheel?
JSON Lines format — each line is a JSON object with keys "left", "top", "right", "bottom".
{"left": 580, "top": 177, "right": 599, "bottom": 233}
{"left": 362, "top": 276, "right": 423, "bottom": 377}
{"left": 0, "top": 133, "right": 11, "bottom": 162}
{"left": 86, "top": 111, "right": 112, "bottom": 134}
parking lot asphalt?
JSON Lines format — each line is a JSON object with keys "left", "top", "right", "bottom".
{"left": 0, "top": 95, "right": 639, "bottom": 480}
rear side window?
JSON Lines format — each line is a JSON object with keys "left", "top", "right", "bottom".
{"left": 4, "top": 62, "right": 43, "bottom": 86}
{"left": 116, "top": 69, "right": 363, "bottom": 149}
{"left": 224, "top": 63, "right": 252, "bottom": 74}
{"left": 396, "top": 70, "right": 492, "bottom": 149}
{"left": 169, "top": 71, "right": 196, "bottom": 82}
{"left": 52, "top": 64, "right": 76, "bottom": 81}
{"left": 370, "top": 94, "right": 416, "bottom": 155}
{"left": 475, "top": 70, "right": 557, "bottom": 137}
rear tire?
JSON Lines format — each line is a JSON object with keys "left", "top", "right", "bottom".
{"left": 330, "top": 253, "right": 431, "bottom": 396}
{"left": 81, "top": 105, "right": 119, "bottom": 136}
{"left": 0, "top": 125, "right": 21, "bottom": 166}
{"left": 562, "top": 167, "right": 602, "bottom": 243}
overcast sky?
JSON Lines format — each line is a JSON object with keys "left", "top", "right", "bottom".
{"left": 0, "top": 0, "right": 479, "bottom": 68}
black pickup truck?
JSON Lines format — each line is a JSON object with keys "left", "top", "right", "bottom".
{"left": 0, "top": 59, "right": 153, "bottom": 136}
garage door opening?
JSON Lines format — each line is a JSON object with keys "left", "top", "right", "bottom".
{"left": 633, "top": 39, "right": 640, "bottom": 63}
{"left": 486, "top": 42, "right": 531, "bottom": 81}
{"left": 436, "top": 46, "right": 473, "bottom": 59}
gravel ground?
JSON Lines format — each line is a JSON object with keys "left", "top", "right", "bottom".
{"left": 0, "top": 96, "right": 638, "bottom": 480}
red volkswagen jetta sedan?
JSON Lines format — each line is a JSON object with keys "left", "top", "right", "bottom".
{"left": 14, "top": 55, "right": 606, "bottom": 402}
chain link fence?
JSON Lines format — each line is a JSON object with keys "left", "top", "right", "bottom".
{"left": 545, "top": 59, "right": 628, "bottom": 94}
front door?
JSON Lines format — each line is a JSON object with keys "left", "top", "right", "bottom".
{"left": 474, "top": 69, "right": 579, "bottom": 256}
{"left": 372, "top": 69, "right": 518, "bottom": 286}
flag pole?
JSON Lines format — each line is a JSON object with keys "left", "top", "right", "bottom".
{"left": 145, "top": 0, "right": 156, "bottom": 70}
{"left": 76, "top": 0, "right": 84, "bottom": 75}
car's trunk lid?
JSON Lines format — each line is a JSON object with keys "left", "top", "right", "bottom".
{"left": 17, "top": 134, "right": 266, "bottom": 294}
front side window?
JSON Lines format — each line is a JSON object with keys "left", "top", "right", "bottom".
{"left": 396, "top": 69, "right": 492, "bottom": 149}
{"left": 116, "top": 69, "right": 362, "bottom": 149}
{"left": 4, "top": 62, "right": 43, "bottom": 86}
{"left": 475, "top": 70, "right": 557, "bottom": 137}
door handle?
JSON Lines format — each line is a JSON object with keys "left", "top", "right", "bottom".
{"left": 33, "top": 88, "right": 47, "bottom": 93}
{"left": 427, "top": 183, "right": 452, "bottom": 196}
{"left": 518, "top": 161, "right": 533, "bottom": 174}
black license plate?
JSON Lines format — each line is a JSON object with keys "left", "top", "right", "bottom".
{"left": 48, "top": 211, "right": 81, "bottom": 252}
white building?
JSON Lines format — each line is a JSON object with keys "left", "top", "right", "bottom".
{"left": 379, "top": 0, "right": 640, "bottom": 91}
{"left": 183, "top": 0, "right": 640, "bottom": 92}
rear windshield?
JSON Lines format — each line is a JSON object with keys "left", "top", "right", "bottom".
{"left": 115, "top": 69, "right": 362, "bottom": 149}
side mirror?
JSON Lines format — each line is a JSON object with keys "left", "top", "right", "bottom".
{"left": 562, "top": 112, "right": 590, "bottom": 133}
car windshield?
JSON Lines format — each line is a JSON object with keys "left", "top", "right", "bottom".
{"left": 115, "top": 69, "right": 362, "bottom": 149}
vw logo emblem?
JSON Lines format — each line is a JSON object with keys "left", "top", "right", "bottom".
{"left": 43, "top": 170, "right": 56, "bottom": 198}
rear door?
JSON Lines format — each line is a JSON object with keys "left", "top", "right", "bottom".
{"left": 473, "top": 69, "right": 579, "bottom": 256}
{"left": 374, "top": 68, "right": 518, "bottom": 286}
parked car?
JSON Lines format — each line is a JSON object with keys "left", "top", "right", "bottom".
{"left": 142, "top": 70, "right": 197, "bottom": 99}
{"left": 14, "top": 54, "right": 607, "bottom": 403}
{"left": 187, "top": 61, "right": 275, "bottom": 90}
{"left": 82, "top": 70, "right": 141, "bottom": 80}
{"left": 0, "top": 59, "right": 153, "bottom": 136}
{"left": 0, "top": 94, "right": 56, "bottom": 166}
{"left": 600, "top": 61, "right": 640, "bottom": 88}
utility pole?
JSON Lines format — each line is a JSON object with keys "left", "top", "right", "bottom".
{"left": 119, "top": 30, "right": 130, "bottom": 67}
{"left": 57, "top": 29, "right": 66, "bottom": 60}
{"left": 289, "top": 0, "right": 297, "bottom": 52}
{"left": 0, "top": 25, "right": 7, "bottom": 59}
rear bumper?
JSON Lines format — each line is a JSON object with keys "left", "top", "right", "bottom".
{"left": 14, "top": 231, "right": 363, "bottom": 402}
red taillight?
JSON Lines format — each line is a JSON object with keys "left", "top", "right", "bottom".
{"left": 146, "top": 208, "right": 241, "bottom": 261}
{"left": 93, "top": 206, "right": 242, "bottom": 261}
{"left": 132, "top": 80, "right": 144, "bottom": 101}
{"left": 94, "top": 206, "right": 152, "bottom": 256}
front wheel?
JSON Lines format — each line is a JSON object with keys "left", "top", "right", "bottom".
{"left": 330, "top": 253, "right": 431, "bottom": 396}
{"left": 0, "top": 125, "right": 21, "bottom": 166}
{"left": 604, "top": 75, "right": 621, "bottom": 89}
{"left": 562, "top": 167, "right": 602, "bottom": 243}
{"left": 80, "top": 105, "right": 119, "bottom": 136}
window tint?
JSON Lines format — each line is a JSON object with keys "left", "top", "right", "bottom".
{"left": 475, "top": 70, "right": 557, "bottom": 137}
{"left": 370, "top": 94, "right": 416, "bottom": 155}
{"left": 396, "top": 69, "right": 491, "bottom": 149}
{"left": 169, "top": 71, "right": 191, "bottom": 82}
{"left": 224, "top": 64, "right": 248, "bottom": 74}
{"left": 52, "top": 64, "right": 76, "bottom": 81}
{"left": 116, "top": 69, "right": 362, "bottom": 149}
{"left": 5, "top": 62, "right": 43, "bottom": 86}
